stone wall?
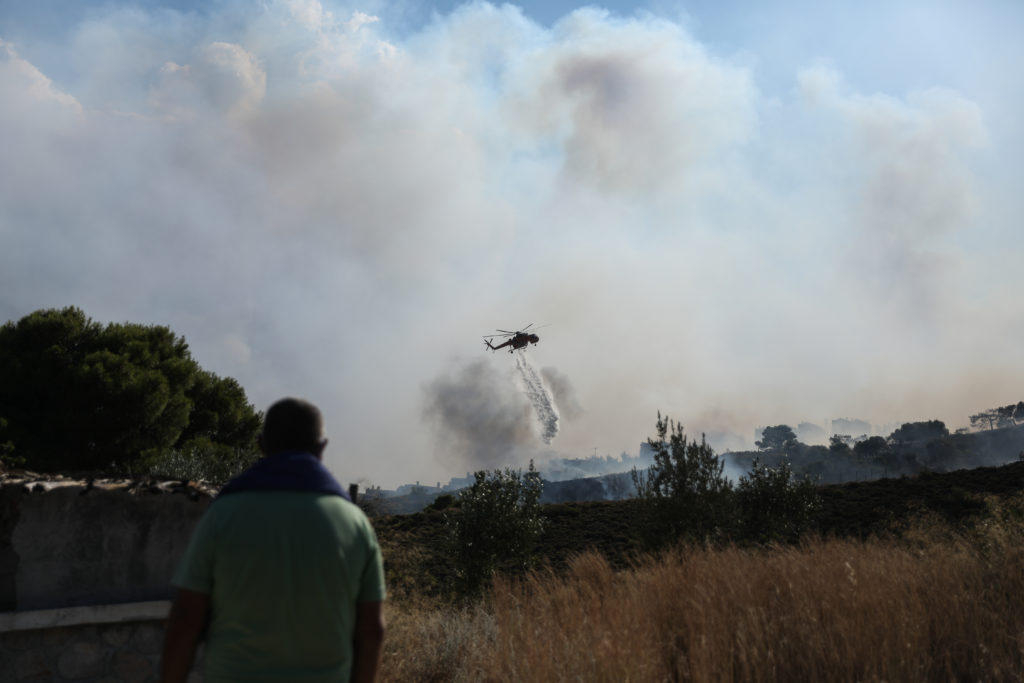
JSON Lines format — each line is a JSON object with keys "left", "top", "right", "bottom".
{"left": 0, "top": 474, "right": 214, "bottom": 611}
{"left": 0, "top": 473, "right": 215, "bottom": 682}
{"left": 0, "top": 602, "right": 201, "bottom": 683}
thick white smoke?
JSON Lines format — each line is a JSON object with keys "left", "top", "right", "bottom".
{"left": 3, "top": 1, "right": 1024, "bottom": 488}
{"left": 514, "top": 350, "right": 560, "bottom": 444}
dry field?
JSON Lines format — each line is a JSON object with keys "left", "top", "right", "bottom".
{"left": 378, "top": 502, "right": 1024, "bottom": 682}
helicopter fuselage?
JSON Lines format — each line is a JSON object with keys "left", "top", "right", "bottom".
{"left": 486, "top": 332, "right": 539, "bottom": 352}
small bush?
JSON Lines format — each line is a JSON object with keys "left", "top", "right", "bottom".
{"left": 445, "top": 461, "right": 544, "bottom": 596}
{"left": 142, "top": 440, "right": 260, "bottom": 484}
{"left": 736, "top": 457, "right": 821, "bottom": 543}
{"left": 426, "top": 494, "right": 455, "bottom": 512}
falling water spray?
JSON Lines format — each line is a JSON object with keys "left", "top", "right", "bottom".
{"left": 514, "top": 350, "right": 559, "bottom": 444}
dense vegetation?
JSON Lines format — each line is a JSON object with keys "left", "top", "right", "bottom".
{"left": 629, "top": 413, "right": 820, "bottom": 546}
{"left": 0, "top": 307, "right": 262, "bottom": 480}
{"left": 374, "top": 461, "right": 1024, "bottom": 681}
{"left": 375, "top": 405, "right": 1024, "bottom": 606}
{"left": 375, "top": 459, "right": 1024, "bottom": 601}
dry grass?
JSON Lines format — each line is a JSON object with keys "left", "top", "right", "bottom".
{"left": 379, "top": 503, "right": 1024, "bottom": 682}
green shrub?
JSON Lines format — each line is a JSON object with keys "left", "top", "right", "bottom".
{"left": 426, "top": 493, "right": 455, "bottom": 512}
{"left": 445, "top": 461, "right": 544, "bottom": 596}
{"left": 736, "top": 457, "right": 821, "bottom": 543}
{"left": 142, "top": 439, "right": 260, "bottom": 484}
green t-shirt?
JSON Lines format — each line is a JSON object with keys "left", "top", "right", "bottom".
{"left": 173, "top": 492, "right": 386, "bottom": 682}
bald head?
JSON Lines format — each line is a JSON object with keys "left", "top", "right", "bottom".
{"left": 260, "top": 397, "right": 326, "bottom": 456}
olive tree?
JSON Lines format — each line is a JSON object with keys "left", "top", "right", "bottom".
{"left": 445, "top": 461, "right": 544, "bottom": 596}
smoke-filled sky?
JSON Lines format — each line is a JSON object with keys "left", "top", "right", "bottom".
{"left": 3, "top": 0, "right": 1023, "bottom": 488}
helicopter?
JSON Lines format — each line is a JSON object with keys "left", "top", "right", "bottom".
{"left": 484, "top": 323, "right": 546, "bottom": 353}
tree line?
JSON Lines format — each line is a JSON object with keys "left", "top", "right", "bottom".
{"left": 740, "top": 408, "right": 1024, "bottom": 484}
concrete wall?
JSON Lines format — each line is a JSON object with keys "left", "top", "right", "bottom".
{"left": 0, "top": 601, "right": 202, "bottom": 683}
{"left": 0, "top": 474, "right": 213, "bottom": 682}
{"left": 0, "top": 476, "right": 212, "bottom": 612}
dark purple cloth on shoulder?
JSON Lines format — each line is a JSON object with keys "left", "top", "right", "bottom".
{"left": 216, "top": 450, "right": 350, "bottom": 501}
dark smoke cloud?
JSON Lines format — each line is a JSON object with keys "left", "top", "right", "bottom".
{"left": 423, "top": 359, "right": 539, "bottom": 472}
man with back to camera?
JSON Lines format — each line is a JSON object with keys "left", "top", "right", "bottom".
{"left": 161, "top": 397, "right": 386, "bottom": 682}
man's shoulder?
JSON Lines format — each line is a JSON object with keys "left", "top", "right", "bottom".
{"left": 204, "top": 492, "right": 377, "bottom": 554}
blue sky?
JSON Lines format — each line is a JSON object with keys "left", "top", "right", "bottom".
{"left": 2, "top": 1, "right": 1023, "bottom": 486}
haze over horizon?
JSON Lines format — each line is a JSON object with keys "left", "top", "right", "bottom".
{"left": 3, "top": 0, "right": 1023, "bottom": 488}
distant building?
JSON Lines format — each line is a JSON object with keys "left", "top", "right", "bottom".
{"left": 444, "top": 473, "right": 474, "bottom": 490}
{"left": 876, "top": 422, "right": 901, "bottom": 438}
{"left": 705, "top": 430, "right": 749, "bottom": 454}
{"left": 796, "top": 421, "right": 827, "bottom": 445}
{"left": 394, "top": 480, "right": 443, "bottom": 496}
{"left": 831, "top": 418, "right": 871, "bottom": 438}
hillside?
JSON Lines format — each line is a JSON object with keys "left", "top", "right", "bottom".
{"left": 369, "top": 422, "right": 1024, "bottom": 515}
{"left": 372, "top": 459, "right": 1024, "bottom": 602}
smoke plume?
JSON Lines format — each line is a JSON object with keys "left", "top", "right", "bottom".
{"left": 423, "top": 359, "right": 538, "bottom": 472}
{"left": 2, "top": 1, "right": 1023, "bottom": 488}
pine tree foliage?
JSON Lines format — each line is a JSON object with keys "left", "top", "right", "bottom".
{"left": 0, "top": 306, "right": 261, "bottom": 477}
{"left": 631, "top": 413, "right": 733, "bottom": 544}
